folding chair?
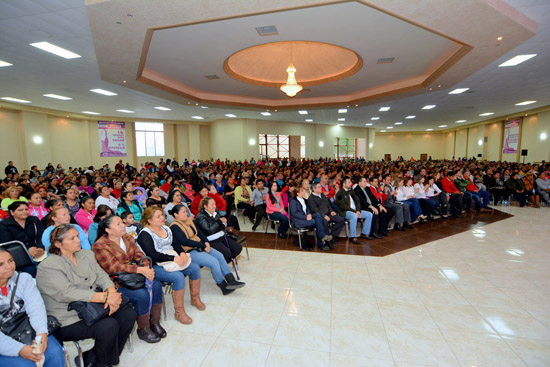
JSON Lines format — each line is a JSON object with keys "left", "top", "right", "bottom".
{"left": 0, "top": 240, "right": 35, "bottom": 272}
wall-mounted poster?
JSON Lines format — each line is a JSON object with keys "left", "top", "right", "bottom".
{"left": 502, "top": 119, "right": 520, "bottom": 154}
{"left": 98, "top": 121, "right": 127, "bottom": 157}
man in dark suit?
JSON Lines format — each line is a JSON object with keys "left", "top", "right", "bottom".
{"left": 353, "top": 177, "right": 384, "bottom": 238}
{"left": 308, "top": 182, "right": 345, "bottom": 243}
{"left": 366, "top": 176, "right": 389, "bottom": 236}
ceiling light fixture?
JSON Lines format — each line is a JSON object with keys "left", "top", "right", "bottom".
{"left": 280, "top": 63, "right": 302, "bottom": 97}
{"left": 261, "top": 112, "right": 271, "bottom": 116}
{"left": 379, "top": 107, "right": 390, "bottom": 112}
{"left": 43, "top": 94, "right": 72, "bottom": 100}
{"left": 200, "top": 106, "right": 208, "bottom": 109}
{"left": 191, "top": 116, "right": 204, "bottom": 120}
{"left": 405, "top": 115, "right": 416, "bottom": 119}
{"left": 380, "top": 130, "right": 387, "bottom": 132}
{"left": 479, "top": 112, "right": 494, "bottom": 116}
{"left": 0, "top": 60, "right": 13, "bottom": 67}
{"left": 497, "top": 36, "right": 503, "bottom": 41}
{"left": 422, "top": 105, "right": 436, "bottom": 110}
{"left": 116, "top": 109, "right": 134, "bottom": 113}
{"left": 448, "top": 88, "right": 469, "bottom": 94}
{"left": 515, "top": 100, "right": 536, "bottom": 106}
{"left": 30, "top": 42, "right": 81, "bottom": 59}
{"left": 337, "top": 123, "right": 344, "bottom": 126}
{"left": 90, "top": 89, "right": 117, "bottom": 96}
{"left": 498, "top": 54, "right": 537, "bottom": 67}
{"left": 1, "top": 97, "right": 31, "bottom": 103}
{"left": 154, "top": 106, "right": 171, "bottom": 111}
{"left": 371, "top": 117, "right": 380, "bottom": 120}
{"left": 386, "top": 126, "right": 394, "bottom": 129}
{"left": 394, "top": 122, "right": 403, "bottom": 125}
{"left": 455, "top": 120, "right": 467, "bottom": 123}
{"left": 298, "top": 110, "right": 308, "bottom": 115}
{"left": 305, "top": 119, "right": 313, "bottom": 122}
{"left": 338, "top": 109, "right": 347, "bottom": 113}
{"left": 426, "top": 128, "right": 433, "bottom": 131}
{"left": 338, "top": 118, "right": 345, "bottom": 122}
{"left": 365, "top": 123, "right": 373, "bottom": 126}
{"left": 82, "top": 111, "right": 100, "bottom": 115}
{"left": 439, "top": 125, "right": 448, "bottom": 128}
{"left": 225, "top": 114, "right": 237, "bottom": 118}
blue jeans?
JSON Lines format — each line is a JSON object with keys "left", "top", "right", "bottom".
{"left": 345, "top": 211, "right": 373, "bottom": 237}
{"left": 118, "top": 279, "right": 163, "bottom": 316}
{"left": 190, "top": 248, "right": 231, "bottom": 284}
{"left": 470, "top": 190, "right": 490, "bottom": 209}
{"left": 153, "top": 262, "right": 201, "bottom": 291}
{"left": 269, "top": 212, "right": 289, "bottom": 235}
{"left": 403, "top": 198, "right": 422, "bottom": 220}
{"left": 0, "top": 335, "right": 65, "bottom": 367}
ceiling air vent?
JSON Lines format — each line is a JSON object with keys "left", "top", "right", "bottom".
{"left": 377, "top": 57, "right": 394, "bottom": 64}
{"left": 256, "top": 25, "right": 278, "bottom": 36}
{"left": 204, "top": 75, "right": 220, "bottom": 80}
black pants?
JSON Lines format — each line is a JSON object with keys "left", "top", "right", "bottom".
{"left": 237, "top": 202, "right": 255, "bottom": 222}
{"left": 326, "top": 213, "right": 345, "bottom": 237}
{"left": 225, "top": 213, "right": 241, "bottom": 230}
{"left": 253, "top": 204, "right": 267, "bottom": 227}
{"left": 430, "top": 194, "right": 449, "bottom": 215}
{"left": 210, "top": 236, "right": 243, "bottom": 263}
{"left": 448, "top": 193, "right": 464, "bottom": 214}
{"left": 371, "top": 210, "right": 388, "bottom": 234}
{"left": 55, "top": 303, "right": 136, "bottom": 366}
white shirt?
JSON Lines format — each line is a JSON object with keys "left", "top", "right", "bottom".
{"left": 119, "top": 237, "right": 127, "bottom": 252}
{"left": 397, "top": 186, "right": 415, "bottom": 201}
{"left": 95, "top": 195, "right": 119, "bottom": 212}
{"left": 426, "top": 183, "right": 442, "bottom": 197}
{"left": 414, "top": 183, "right": 427, "bottom": 199}
{"left": 297, "top": 197, "right": 308, "bottom": 213}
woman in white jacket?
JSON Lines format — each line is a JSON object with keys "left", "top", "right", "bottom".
{"left": 396, "top": 178, "right": 426, "bottom": 223}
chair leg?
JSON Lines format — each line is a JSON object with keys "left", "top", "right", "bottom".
{"left": 74, "top": 341, "right": 83, "bottom": 367}
{"left": 62, "top": 344, "right": 70, "bottom": 367}
{"left": 126, "top": 327, "right": 134, "bottom": 353}
{"left": 345, "top": 222, "right": 350, "bottom": 238}
{"left": 243, "top": 240, "right": 249, "bottom": 260}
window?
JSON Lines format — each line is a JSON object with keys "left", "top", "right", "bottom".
{"left": 300, "top": 136, "right": 306, "bottom": 159}
{"left": 334, "top": 137, "right": 356, "bottom": 159}
{"left": 135, "top": 122, "right": 164, "bottom": 157}
{"left": 258, "top": 134, "right": 289, "bottom": 159}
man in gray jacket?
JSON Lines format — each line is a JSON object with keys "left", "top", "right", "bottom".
{"left": 308, "top": 183, "right": 345, "bottom": 244}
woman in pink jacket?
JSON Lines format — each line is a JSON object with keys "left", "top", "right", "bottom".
{"left": 265, "top": 182, "right": 289, "bottom": 238}
{"left": 74, "top": 196, "right": 97, "bottom": 234}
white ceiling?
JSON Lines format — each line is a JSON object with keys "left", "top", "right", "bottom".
{"left": 0, "top": 0, "right": 548, "bottom": 132}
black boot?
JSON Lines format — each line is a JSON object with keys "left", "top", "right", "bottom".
{"left": 404, "top": 222, "right": 413, "bottom": 229}
{"left": 217, "top": 280, "right": 236, "bottom": 295}
{"left": 225, "top": 273, "right": 246, "bottom": 290}
{"left": 395, "top": 223, "right": 404, "bottom": 231}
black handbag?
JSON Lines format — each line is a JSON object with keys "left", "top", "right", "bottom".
{"left": 0, "top": 273, "right": 36, "bottom": 345}
{"left": 109, "top": 256, "right": 151, "bottom": 290}
{"left": 47, "top": 315, "right": 61, "bottom": 334}
{"left": 68, "top": 292, "right": 130, "bottom": 327}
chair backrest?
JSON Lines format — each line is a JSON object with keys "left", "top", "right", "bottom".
{"left": 0, "top": 241, "right": 35, "bottom": 271}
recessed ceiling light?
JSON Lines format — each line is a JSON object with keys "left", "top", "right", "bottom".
{"left": 0, "top": 60, "right": 13, "bottom": 67}
{"left": 1, "top": 97, "right": 31, "bottom": 103}
{"left": 371, "top": 117, "right": 380, "bottom": 120}
{"left": 498, "top": 54, "right": 537, "bottom": 67}
{"left": 365, "top": 123, "right": 373, "bottom": 126}
{"left": 30, "top": 42, "right": 81, "bottom": 59}
{"left": 225, "top": 114, "right": 237, "bottom": 118}
{"left": 154, "top": 106, "right": 171, "bottom": 111}
{"left": 380, "top": 130, "right": 387, "bottom": 132}
{"left": 515, "top": 100, "right": 536, "bottom": 106}
{"left": 387, "top": 126, "right": 394, "bottom": 129}
{"left": 405, "top": 115, "right": 416, "bottom": 119}
{"left": 338, "top": 118, "right": 345, "bottom": 122}
{"left": 497, "top": 36, "right": 503, "bottom": 41}
{"left": 191, "top": 116, "right": 204, "bottom": 120}
{"left": 261, "top": 112, "right": 271, "bottom": 116}
{"left": 81, "top": 111, "right": 100, "bottom": 115}
{"left": 116, "top": 109, "right": 134, "bottom": 113}
{"left": 438, "top": 125, "right": 448, "bottom": 128}
{"left": 337, "top": 123, "right": 344, "bottom": 126}
{"left": 394, "top": 122, "right": 403, "bottom": 125}
{"left": 422, "top": 105, "right": 436, "bottom": 110}
{"left": 200, "top": 106, "right": 208, "bottom": 109}
{"left": 305, "top": 119, "right": 313, "bottom": 122}
{"left": 43, "top": 94, "right": 72, "bottom": 100}
{"left": 90, "top": 89, "right": 117, "bottom": 96}
{"left": 338, "top": 109, "right": 347, "bottom": 113}
{"left": 479, "top": 112, "right": 494, "bottom": 116}
{"left": 379, "top": 107, "right": 390, "bottom": 112}
{"left": 426, "top": 128, "right": 433, "bottom": 131}
{"left": 448, "top": 88, "right": 469, "bottom": 94}
{"left": 455, "top": 120, "right": 467, "bottom": 123}
{"left": 298, "top": 110, "right": 308, "bottom": 115}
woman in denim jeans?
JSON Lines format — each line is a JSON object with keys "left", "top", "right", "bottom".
{"left": 137, "top": 207, "right": 201, "bottom": 325}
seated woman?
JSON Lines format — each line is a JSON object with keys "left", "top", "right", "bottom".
{"left": 117, "top": 191, "right": 144, "bottom": 224}
{"left": 93, "top": 215, "right": 165, "bottom": 343}
{"left": 413, "top": 175, "right": 438, "bottom": 220}
{"left": 265, "top": 181, "right": 290, "bottom": 238}
{"left": 0, "top": 249, "right": 65, "bottom": 367}
{"left": 396, "top": 178, "right": 426, "bottom": 223}
{"left": 169, "top": 205, "right": 244, "bottom": 296}
{"left": 63, "top": 187, "right": 80, "bottom": 218}
{"left": 137, "top": 207, "right": 201, "bottom": 325}
{"left": 426, "top": 175, "right": 450, "bottom": 218}
{"left": 87, "top": 205, "right": 114, "bottom": 244}
{"left": 300, "top": 179, "right": 312, "bottom": 199}
{"left": 164, "top": 189, "right": 192, "bottom": 224}
{"left": 289, "top": 187, "right": 331, "bottom": 250}
{"left": 37, "top": 224, "right": 137, "bottom": 367}
{"left": 145, "top": 185, "right": 167, "bottom": 209}
{"left": 74, "top": 196, "right": 97, "bottom": 235}
{"left": 26, "top": 192, "right": 49, "bottom": 220}
{"left": 194, "top": 197, "right": 243, "bottom": 263}
{"left": 191, "top": 185, "right": 240, "bottom": 231}
{"left": 94, "top": 185, "right": 119, "bottom": 212}
{"left": 42, "top": 208, "right": 91, "bottom": 252}
{"left": 212, "top": 174, "right": 226, "bottom": 195}
{"left": 1, "top": 186, "right": 27, "bottom": 210}
{"left": 78, "top": 176, "right": 94, "bottom": 196}
{"left": 0, "top": 202, "right": 45, "bottom": 276}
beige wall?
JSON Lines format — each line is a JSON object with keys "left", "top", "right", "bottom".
{"left": 373, "top": 132, "right": 445, "bottom": 160}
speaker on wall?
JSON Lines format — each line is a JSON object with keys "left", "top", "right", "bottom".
{"left": 521, "top": 149, "right": 528, "bottom": 156}
{"left": 477, "top": 153, "right": 482, "bottom": 157}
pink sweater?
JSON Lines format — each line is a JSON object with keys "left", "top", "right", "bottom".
{"left": 75, "top": 208, "right": 97, "bottom": 234}
{"left": 266, "top": 192, "right": 288, "bottom": 217}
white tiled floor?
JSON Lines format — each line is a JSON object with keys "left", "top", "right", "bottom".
{"left": 113, "top": 206, "right": 549, "bottom": 367}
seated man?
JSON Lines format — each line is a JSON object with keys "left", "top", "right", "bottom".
{"left": 353, "top": 177, "right": 385, "bottom": 238}
{"left": 335, "top": 177, "right": 373, "bottom": 244}
{"left": 463, "top": 171, "right": 491, "bottom": 212}
{"left": 441, "top": 171, "right": 468, "bottom": 217}
{"left": 454, "top": 170, "right": 475, "bottom": 211}
{"left": 366, "top": 176, "right": 389, "bottom": 236}
{"left": 308, "top": 182, "right": 345, "bottom": 244}
{"left": 535, "top": 171, "right": 550, "bottom": 204}
{"left": 289, "top": 187, "right": 331, "bottom": 250}
{"left": 506, "top": 172, "right": 527, "bottom": 207}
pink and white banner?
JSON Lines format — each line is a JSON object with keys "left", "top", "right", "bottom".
{"left": 502, "top": 119, "right": 520, "bottom": 154}
{"left": 98, "top": 121, "right": 127, "bottom": 157}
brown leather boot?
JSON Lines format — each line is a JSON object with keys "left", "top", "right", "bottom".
{"left": 171, "top": 289, "right": 192, "bottom": 324}
{"left": 136, "top": 314, "right": 161, "bottom": 343}
{"left": 189, "top": 279, "right": 206, "bottom": 310}
{"left": 535, "top": 195, "right": 541, "bottom": 208}
{"left": 150, "top": 304, "right": 167, "bottom": 338}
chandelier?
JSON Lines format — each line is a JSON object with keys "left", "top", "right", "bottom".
{"left": 280, "top": 63, "right": 303, "bottom": 97}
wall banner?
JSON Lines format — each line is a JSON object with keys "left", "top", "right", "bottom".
{"left": 98, "top": 121, "right": 127, "bottom": 157}
{"left": 502, "top": 119, "right": 520, "bottom": 154}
